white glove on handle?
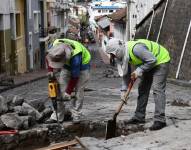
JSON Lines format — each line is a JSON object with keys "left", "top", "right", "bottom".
{"left": 131, "top": 68, "right": 143, "bottom": 80}
{"left": 62, "top": 92, "right": 71, "bottom": 101}
{"left": 47, "top": 72, "right": 54, "bottom": 77}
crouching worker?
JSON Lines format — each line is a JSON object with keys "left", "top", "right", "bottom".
{"left": 105, "top": 38, "right": 170, "bottom": 130}
{"left": 46, "top": 38, "right": 91, "bottom": 123}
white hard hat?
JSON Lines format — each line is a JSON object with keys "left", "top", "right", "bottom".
{"left": 105, "top": 38, "right": 125, "bottom": 58}
{"left": 106, "top": 38, "right": 129, "bottom": 77}
{"left": 46, "top": 43, "right": 71, "bottom": 68}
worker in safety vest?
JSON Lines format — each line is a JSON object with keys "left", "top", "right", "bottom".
{"left": 46, "top": 38, "right": 91, "bottom": 123}
{"left": 105, "top": 38, "right": 170, "bottom": 130}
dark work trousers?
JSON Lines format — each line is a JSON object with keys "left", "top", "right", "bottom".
{"left": 134, "top": 62, "right": 170, "bottom": 123}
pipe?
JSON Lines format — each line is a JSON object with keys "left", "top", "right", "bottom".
{"left": 146, "top": 9, "right": 155, "bottom": 39}
{"left": 176, "top": 19, "right": 191, "bottom": 79}
{"left": 156, "top": 0, "right": 169, "bottom": 42}
{"left": 0, "top": 130, "right": 18, "bottom": 135}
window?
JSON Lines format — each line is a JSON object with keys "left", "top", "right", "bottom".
{"left": 16, "top": 13, "right": 21, "bottom": 37}
{"left": 98, "top": 10, "right": 101, "bottom": 13}
{"left": 0, "top": 14, "right": 3, "bottom": 30}
{"left": 29, "top": 0, "right": 32, "bottom": 19}
{"left": 10, "top": 13, "right": 15, "bottom": 39}
{"left": 33, "top": 12, "right": 39, "bottom": 33}
{"left": 109, "top": 10, "right": 113, "bottom": 13}
{"left": 102, "top": 9, "right": 107, "bottom": 13}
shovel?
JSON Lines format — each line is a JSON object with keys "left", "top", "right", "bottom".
{"left": 105, "top": 79, "right": 136, "bottom": 140}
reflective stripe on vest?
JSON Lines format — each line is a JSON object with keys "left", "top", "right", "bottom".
{"left": 128, "top": 39, "right": 170, "bottom": 66}
{"left": 53, "top": 38, "right": 91, "bottom": 65}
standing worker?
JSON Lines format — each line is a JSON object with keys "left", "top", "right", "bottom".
{"left": 46, "top": 38, "right": 91, "bottom": 123}
{"left": 105, "top": 38, "right": 170, "bottom": 130}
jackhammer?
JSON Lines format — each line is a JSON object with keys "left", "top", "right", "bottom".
{"left": 48, "top": 75, "right": 60, "bottom": 124}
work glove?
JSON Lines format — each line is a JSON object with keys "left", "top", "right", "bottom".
{"left": 62, "top": 92, "right": 71, "bottom": 101}
{"left": 47, "top": 72, "right": 55, "bottom": 79}
{"left": 131, "top": 68, "right": 143, "bottom": 80}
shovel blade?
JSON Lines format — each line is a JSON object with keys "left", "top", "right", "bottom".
{"left": 105, "top": 119, "right": 116, "bottom": 140}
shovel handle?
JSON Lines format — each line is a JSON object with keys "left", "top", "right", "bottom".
{"left": 113, "top": 79, "right": 136, "bottom": 119}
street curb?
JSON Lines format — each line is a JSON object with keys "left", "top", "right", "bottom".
{"left": 1, "top": 76, "right": 190, "bottom": 93}
{"left": 0, "top": 76, "right": 47, "bottom": 93}
{"left": 167, "top": 78, "right": 191, "bottom": 88}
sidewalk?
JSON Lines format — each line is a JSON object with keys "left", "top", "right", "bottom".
{"left": 0, "top": 69, "right": 47, "bottom": 93}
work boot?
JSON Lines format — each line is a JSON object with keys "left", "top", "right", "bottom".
{"left": 124, "top": 118, "right": 145, "bottom": 125}
{"left": 149, "top": 121, "right": 166, "bottom": 131}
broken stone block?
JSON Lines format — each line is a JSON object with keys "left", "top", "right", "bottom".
{"left": 22, "top": 102, "right": 42, "bottom": 121}
{"left": 28, "top": 99, "right": 45, "bottom": 112}
{"left": 19, "top": 116, "right": 32, "bottom": 130}
{"left": 1, "top": 113, "right": 22, "bottom": 129}
{"left": 14, "top": 106, "right": 28, "bottom": 116}
{"left": 0, "top": 118, "right": 6, "bottom": 130}
{"left": 39, "top": 107, "right": 53, "bottom": 123}
{"left": 0, "top": 95, "right": 8, "bottom": 115}
{"left": 12, "top": 95, "right": 24, "bottom": 106}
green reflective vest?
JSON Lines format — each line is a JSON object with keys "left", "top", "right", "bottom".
{"left": 53, "top": 38, "right": 91, "bottom": 65}
{"left": 128, "top": 39, "right": 170, "bottom": 66}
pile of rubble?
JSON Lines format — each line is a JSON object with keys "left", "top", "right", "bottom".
{"left": 0, "top": 95, "right": 53, "bottom": 130}
{"left": 103, "top": 68, "right": 120, "bottom": 78}
{"left": 171, "top": 97, "right": 191, "bottom": 107}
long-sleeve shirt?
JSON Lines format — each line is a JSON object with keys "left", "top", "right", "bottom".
{"left": 46, "top": 53, "right": 90, "bottom": 95}
{"left": 65, "top": 54, "right": 90, "bottom": 94}
{"left": 133, "top": 43, "right": 157, "bottom": 73}
{"left": 121, "top": 43, "right": 157, "bottom": 91}
{"left": 65, "top": 54, "right": 82, "bottom": 94}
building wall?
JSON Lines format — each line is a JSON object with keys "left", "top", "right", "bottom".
{"left": 113, "top": 22, "right": 126, "bottom": 41}
{"left": 135, "top": 0, "right": 191, "bottom": 80}
{"left": 25, "top": 0, "right": 41, "bottom": 70}
{"left": 39, "top": 0, "right": 50, "bottom": 69}
{"left": 13, "top": 0, "right": 27, "bottom": 73}
{"left": 0, "top": 0, "right": 10, "bottom": 14}
{"left": 134, "top": 0, "right": 160, "bottom": 24}
{"left": 0, "top": 18, "right": 12, "bottom": 73}
{"left": 0, "top": 1, "right": 13, "bottom": 74}
{"left": 129, "top": 0, "right": 160, "bottom": 39}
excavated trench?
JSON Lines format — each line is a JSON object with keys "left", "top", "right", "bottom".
{"left": 0, "top": 120, "right": 146, "bottom": 150}
{"left": 0, "top": 43, "right": 147, "bottom": 150}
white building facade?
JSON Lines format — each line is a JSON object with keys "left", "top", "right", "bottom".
{"left": 128, "top": 0, "right": 161, "bottom": 40}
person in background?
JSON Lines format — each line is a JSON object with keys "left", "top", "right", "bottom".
{"left": 105, "top": 38, "right": 170, "bottom": 130}
{"left": 46, "top": 38, "right": 91, "bottom": 123}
